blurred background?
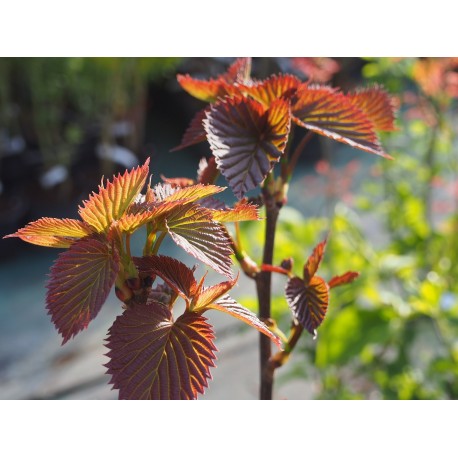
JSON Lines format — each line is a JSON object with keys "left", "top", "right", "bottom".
{"left": 1, "top": 57, "right": 458, "bottom": 400}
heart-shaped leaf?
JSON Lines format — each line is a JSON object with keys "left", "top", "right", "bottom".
{"left": 105, "top": 302, "right": 217, "bottom": 400}
{"left": 285, "top": 276, "right": 329, "bottom": 335}
{"left": 79, "top": 159, "right": 150, "bottom": 232}
{"left": 204, "top": 96, "right": 290, "bottom": 198}
{"left": 46, "top": 234, "right": 119, "bottom": 343}
{"left": 4, "top": 217, "right": 92, "bottom": 248}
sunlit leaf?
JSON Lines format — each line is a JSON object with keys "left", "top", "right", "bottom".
{"left": 242, "top": 74, "right": 301, "bottom": 107}
{"left": 164, "top": 203, "right": 233, "bottom": 277}
{"left": 160, "top": 175, "right": 195, "bottom": 188}
{"left": 4, "top": 217, "right": 92, "bottom": 248}
{"left": 211, "top": 202, "right": 260, "bottom": 222}
{"left": 161, "top": 183, "right": 225, "bottom": 204}
{"left": 303, "top": 238, "right": 327, "bottom": 284}
{"left": 204, "top": 295, "right": 282, "bottom": 348}
{"left": 192, "top": 277, "right": 238, "bottom": 310}
{"left": 170, "top": 109, "right": 208, "bottom": 152}
{"left": 291, "top": 86, "right": 392, "bottom": 158}
{"left": 79, "top": 159, "right": 150, "bottom": 232}
{"left": 328, "top": 271, "right": 359, "bottom": 289}
{"left": 223, "top": 57, "right": 252, "bottom": 84}
{"left": 105, "top": 302, "right": 216, "bottom": 400}
{"left": 347, "top": 86, "right": 396, "bottom": 131}
{"left": 205, "top": 96, "right": 291, "bottom": 198}
{"left": 285, "top": 276, "right": 329, "bottom": 335}
{"left": 135, "top": 255, "right": 197, "bottom": 302}
{"left": 46, "top": 234, "right": 119, "bottom": 343}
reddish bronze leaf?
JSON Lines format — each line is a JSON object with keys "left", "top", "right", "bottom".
{"left": 46, "top": 234, "right": 119, "bottom": 344}
{"left": 163, "top": 203, "right": 233, "bottom": 277}
{"left": 285, "top": 276, "right": 329, "bottom": 335}
{"left": 242, "top": 74, "right": 301, "bottom": 107}
{"left": 135, "top": 255, "right": 197, "bottom": 302}
{"left": 204, "top": 295, "right": 282, "bottom": 348}
{"left": 192, "top": 277, "right": 238, "bottom": 310}
{"left": 160, "top": 175, "right": 195, "bottom": 188}
{"left": 197, "top": 156, "right": 219, "bottom": 185}
{"left": 291, "top": 86, "right": 392, "bottom": 158}
{"left": 347, "top": 86, "right": 396, "bottom": 131}
{"left": 328, "top": 271, "right": 359, "bottom": 289}
{"left": 303, "top": 238, "right": 327, "bottom": 285}
{"left": 4, "top": 217, "right": 92, "bottom": 248}
{"left": 105, "top": 302, "right": 216, "bottom": 400}
{"left": 291, "top": 57, "right": 340, "bottom": 83}
{"left": 211, "top": 202, "right": 260, "bottom": 222}
{"left": 171, "top": 108, "right": 208, "bottom": 152}
{"left": 79, "top": 159, "right": 150, "bottom": 232}
{"left": 223, "top": 57, "right": 252, "bottom": 84}
{"left": 204, "top": 96, "right": 291, "bottom": 198}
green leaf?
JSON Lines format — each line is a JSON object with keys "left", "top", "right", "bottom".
{"left": 105, "top": 302, "right": 216, "bottom": 400}
{"left": 46, "top": 234, "right": 119, "bottom": 343}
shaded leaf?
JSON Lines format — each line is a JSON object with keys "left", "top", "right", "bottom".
{"left": 79, "top": 159, "right": 150, "bottom": 232}
{"left": 285, "top": 276, "right": 329, "bottom": 335}
{"left": 164, "top": 204, "right": 233, "bottom": 277}
{"left": 205, "top": 96, "right": 291, "bottom": 198}
{"left": 328, "top": 271, "right": 359, "bottom": 289}
{"left": 204, "top": 295, "right": 282, "bottom": 348}
{"left": 46, "top": 235, "right": 119, "bottom": 344}
{"left": 170, "top": 108, "right": 208, "bottom": 152}
{"left": 105, "top": 302, "right": 216, "bottom": 400}
{"left": 291, "top": 57, "right": 340, "bottom": 83}
{"left": 303, "top": 238, "right": 327, "bottom": 284}
{"left": 291, "top": 86, "right": 392, "bottom": 158}
{"left": 347, "top": 85, "right": 396, "bottom": 131}
{"left": 135, "top": 255, "right": 197, "bottom": 302}
{"left": 242, "top": 74, "right": 301, "bottom": 107}
{"left": 197, "top": 156, "right": 219, "bottom": 185}
{"left": 4, "top": 217, "right": 92, "bottom": 248}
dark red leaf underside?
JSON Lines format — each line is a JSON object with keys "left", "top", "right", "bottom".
{"left": 197, "top": 156, "right": 219, "bottom": 185}
{"left": 328, "top": 271, "right": 359, "bottom": 289}
{"left": 46, "top": 235, "right": 119, "bottom": 344}
{"left": 204, "top": 96, "right": 290, "bottom": 198}
{"left": 303, "top": 238, "right": 327, "bottom": 284}
{"left": 105, "top": 302, "right": 216, "bottom": 400}
{"left": 285, "top": 276, "right": 329, "bottom": 335}
{"left": 171, "top": 109, "right": 208, "bottom": 152}
{"left": 135, "top": 255, "right": 197, "bottom": 301}
{"left": 347, "top": 86, "right": 396, "bottom": 132}
{"left": 164, "top": 203, "right": 234, "bottom": 277}
{"left": 242, "top": 74, "right": 301, "bottom": 107}
{"left": 291, "top": 86, "right": 392, "bottom": 158}
{"left": 206, "top": 295, "right": 282, "bottom": 348}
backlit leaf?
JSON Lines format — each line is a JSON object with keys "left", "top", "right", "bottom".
{"left": 177, "top": 74, "right": 240, "bottom": 103}
{"left": 171, "top": 108, "right": 208, "bottom": 152}
{"left": 211, "top": 202, "right": 260, "bottom": 222}
{"left": 291, "top": 86, "right": 392, "bottom": 158}
{"left": 161, "top": 183, "right": 225, "bottom": 204}
{"left": 4, "top": 217, "right": 92, "bottom": 248}
{"left": 204, "top": 295, "right": 282, "bottom": 348}
{"left": 303, "top": 238, "right": 327, "bottom": 284}
{"left": 242, "top": 74, "right": 301, "bottom": 107}
{"left": 105, "top": 302, "right": 216, "bottom": 400}
{"left": 285, "top": 276, "right": 329, "bottom": 335}
{"left": 46, "top": 234, "right": 119, "bottom": 344}
{"left": 328, "top": 271, "right": 359, "bottom": 289}
{"left": 135, "top": 255, "right": 197, "bottom": 302}
{"left": 223, "top": 57, "right": 252, "bottom": 84}
{"left": 160, "top": 175, "right": 195, "bottom": 188}
{"left": 164, "top": 204, "right": 234, "bottom": 277}
{"left": 347, "top": 86, "right": 396, "bottom": 131}
{"left": 291, "top": 57, "right": 340, "bottom": 83}
{"left": 79, "top": 158, "right": 150, "bottom": 232}
{"left": 205, "top": 96, "right": 291, "bottom": 198}
{"left": 192, "top": 277, "right": 238, "bottom": 310}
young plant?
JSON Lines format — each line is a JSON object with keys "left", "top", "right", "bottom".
{"left": 5, "top": 57, "right": 396, "bottom": 400}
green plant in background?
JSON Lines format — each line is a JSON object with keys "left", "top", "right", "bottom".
{"left": 263, "top": 57, "right": 458, "bottom": 400}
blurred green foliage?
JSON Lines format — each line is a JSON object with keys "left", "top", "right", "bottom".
{"left": 238, "top": 57, "right": 458, "bottom": 399}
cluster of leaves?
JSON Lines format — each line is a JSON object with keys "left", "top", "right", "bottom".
{"left": 4, "top": 57, "right": 397, "bottom": 399}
